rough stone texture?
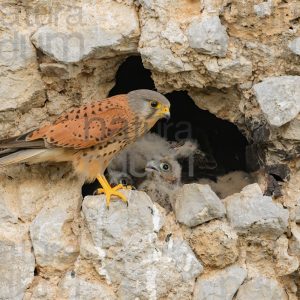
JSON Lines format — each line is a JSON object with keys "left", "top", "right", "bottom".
{"left": 225, "top": 184, "right": 289, "bottom": 237}
{"left": 58, "top": 271, "right": 117, "bottom": 300}
{"left": 174, "top": 184, "right": 226, "bottom": 227}
{"left": 236, "top": 277, "right": 288, "bottom": 300}
{"left": 187, "top": 16, "right": 228, "bottom": 57}
{"left": 0, "top": 224, "right": 35, "bottom": 300}
{"left": 187, "top": 220, "right": 239, "bottom": 268}
{"left": 253, "top": 76, "right": 300, "bottom": 127}
{"left": 193, "top": 265, "right": 247, "bottom": 300}
{"left": 0, "top": 0, "right": 300, "bottom": 298}
{"left": 289, "top": 37, "right": 300, "bottom": 55}
{"left": 82, "top": 191, "right": 203, "bottom": 299}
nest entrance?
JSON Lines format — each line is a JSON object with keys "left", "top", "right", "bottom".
{"left": 82, "top": 56, "right": 250, "bottom": 198}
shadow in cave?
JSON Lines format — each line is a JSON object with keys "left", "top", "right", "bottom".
{"left": 82, "top": 56, "right": 249, "bottom": 197}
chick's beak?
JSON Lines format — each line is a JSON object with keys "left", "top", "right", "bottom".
{"left": 160, "top": 106, "right": 170, "bottom": 120}
{"left": 145, "top": 160, "right": 160, "bottom": 173}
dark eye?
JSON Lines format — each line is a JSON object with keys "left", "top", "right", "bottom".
{"left": 160, "top": 163, "right": 170, "bottom": 171}
{"left": 150, "top": 101, "right": 158, "bottom": 108}
{"left": 120, "top": 179, "right": 128, "bottom": 185}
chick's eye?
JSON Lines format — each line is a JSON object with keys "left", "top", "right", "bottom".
{"left": 150, "top": 101, "right": 158, "bottom": 108}
{"left": 160, "top": 163, "right": 170, "bottom": 171}
{"left": 120, "top": 179, "right": 128, "bottom": 185}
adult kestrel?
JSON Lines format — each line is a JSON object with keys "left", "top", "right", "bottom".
{"left": 0, "top": 89, "right": 170, "bottom": 207}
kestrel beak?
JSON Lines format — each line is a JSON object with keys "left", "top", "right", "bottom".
{"left": 145, "top": 160, "right": 160, "bottom": 173}
{"left": 160, "top": 106, "right": 170, "bottom": 120}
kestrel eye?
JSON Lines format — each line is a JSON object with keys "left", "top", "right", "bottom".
{"left": 120, "top": 179, "right": 128, "bottom": 185}
{"left": 160, "top": 163, "right": 170, "bottom": 171}
{"left": 150, "top": 101, "right": 159, "bottom": 108}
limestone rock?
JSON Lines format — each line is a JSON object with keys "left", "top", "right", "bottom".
{"left": 174, "top": 184, "right": 226, "bottom": 227}
{"left": 225, "top": 184, "right": 289, "bottom": 237}
{"left": 289, "top": 223, "right": 300, "bottom": 256}
{"left": 30, "top": 204, "right": 80, "bottom": 271}
{"left": 274, "top": 235, "right": 299, "bottom": 276}
{"left": 288, "top": 37, "right": 300, "bottom": 55}
{"left": 0, "top": 225, "right": 35, "bottom": 300}
{"left": 82, "top": 191, "right": 203, "bottom": 299}
{"left": 188, "top": 220, "right": 239, "bottom": 268}
{"left": 281, "top": 115, "right": 300, "bottom": 140}
{"left": 187, "top": 16, "right": 228, "bottom": 57}
{"left": 29, "top": 279, "right": 57, "bottom": 300}
{"left": 31, "top": 3, "right": 139, "bottom": 63}
{"left": 58, "top": 271, "right": 117, "bottom": 300}
{"left": 140, "top": 46, "right": 189, "bottom": 73}
{"left": 254, "top": 1, "right": 273, "bottom": 18}
{"left": 193, "top": 265, "right": 247, "bottom": 300}
{"left": 253, "top": 76, "right": 300, "bottom": 127}
{"left": 236, "top": 277, "right": 288, "bottom": 300}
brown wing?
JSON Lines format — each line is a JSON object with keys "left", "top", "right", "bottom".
{"left": 27, "top": 107, "right": 133, "bottom": 149}
{"left": 53, "top": 94, "right": 128, "bottom": 124}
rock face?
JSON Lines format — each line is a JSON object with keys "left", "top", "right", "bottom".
{"left": 225, "top": 184, "right": 289, "bottom": 237}
{"left": 174, "top": 184, "right": 226, "bottom": 227}
{"left": 194, "top": 265, "right": 247, "bottom": 300}
{"left": 82, "top": 191, "right": 203, "bottom": 299}
{"left": 236, "top": 277, "right": 288, "bottom": 300}
{"left": 0, "top": 225, "right": 35, "bottom": 300}
{"left": 0, "top": 0, "right": 300, "bottom": 298}
{"left": 253, "top": 76, "right": 300, "bottom": 127}
{"left": 187, "top": 16, "right": 228, "bottom": 57}
{"left": 187, "top": 220, "right": 239, "bottom": 268}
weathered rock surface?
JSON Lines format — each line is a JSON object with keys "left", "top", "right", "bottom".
{"left": 187, "top": 220, "right": 239, "bottom": 268}
{"left": 187, "top": 16, "right": 228, "bottom": 57}
{"left": 31, "top": 2, "right": 139, "bottom": 63}
{"left": 253, "top": 76, "right": 300, "bottom": 127}
{"left": 236, "top": 277, "right": 288, "bottom": 300}
{"left": 0, "top": 225, "right": 35, "bottom": 300}
{"left": 82, "top": 191, "right": 203, "bottom": 299}
{"left": 174, "top": 184, "right": 226, "bottom": 227}
{"left": 225, "top": 184, "right": 289, "bottom": 237}
{"left": 289, "top": 37, "right": 300, "bottom": 56}
{"left": 193, "top": 265, "right": 247, "bottom": 300}
{"left": 58, "top": 271, "right": 117, "bottom": 300}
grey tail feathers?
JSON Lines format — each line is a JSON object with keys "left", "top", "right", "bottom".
{"left": 0, "top": 149, "right": 48, "bottom": 166}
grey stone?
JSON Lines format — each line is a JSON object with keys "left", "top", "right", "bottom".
{"left": 281, "top": 115, "right": 300, "bottom": 140}
{"left": 193, "top": 265, "right": 247, "bottom": 300}
{"left": 31, "top": 4, "right": 139, "bottom": 63}
{"left": 187, "top": 16, "right": 228, "bottom": 57}
{"left": 140, "top": 46, "right": 193, "bottom": 73}
{"left": 174, "top": 184, "right": 226, "bottom": 227}
{"left": 0, "top": 225, "right": 35, "bottom": 300}
{"left": 236, "top": 277, "right": 288, "bottom": 300}
{"left": 30, "top": 204, "right": 79, "bottom": 271}
{"left": 288, "top": 37, "right": 300, "bottom": 55}
{"left": 254, "top": 1, "right": 272, "bottom": 17}
{"left": 82, "top": 191, "right": 203, "bottom": 299}
{"left": 225, "top": 184, "right": 289, "bottom": 237}
{"left": 288, "top": 223, "right": 300, "bottom": 256}
{"left": 58, "top": 271, "right": 117, "bottom": 300}
{"left": 253, "top": 76, "right": 300, "bottom": 127}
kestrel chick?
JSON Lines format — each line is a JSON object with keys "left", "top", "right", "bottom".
{"left": 138, "top": 157, "right": 182, "bottom": 212}
{"left": 108, "top": 133, "right": 197, "bottom": 182}
{"left": 0, "top": 89, "right": 170, "bottom": 207}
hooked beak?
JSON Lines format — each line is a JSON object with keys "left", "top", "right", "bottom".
{"left": 160, "top": 106, "right": 170, "bottom": 120}
{"left": 145, "top": 160, "right": 160, "bottom": 173}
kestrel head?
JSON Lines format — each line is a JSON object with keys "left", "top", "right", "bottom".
{"left": 145, "top": 157, "right": 181, "bottom": 185}
{"left": 127, "top": 89, "right": 170, "bottom": 121}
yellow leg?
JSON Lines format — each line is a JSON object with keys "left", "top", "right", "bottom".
{"left": 95, "top": 175, "right": 131, "bottom": 208}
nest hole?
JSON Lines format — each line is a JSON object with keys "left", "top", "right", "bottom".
{"left": 82, "top": 56, "right": 251, "bottom": 198}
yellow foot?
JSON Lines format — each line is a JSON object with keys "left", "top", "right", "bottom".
{"left": 96, "top": 175, "right": 130, "bottom": 208}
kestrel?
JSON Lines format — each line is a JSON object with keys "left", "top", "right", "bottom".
{"left": 0, "top": 89, "right": 170, "bottom": 207}
{"left": 138, "top": 156, "right": 182, "bottom": 212}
